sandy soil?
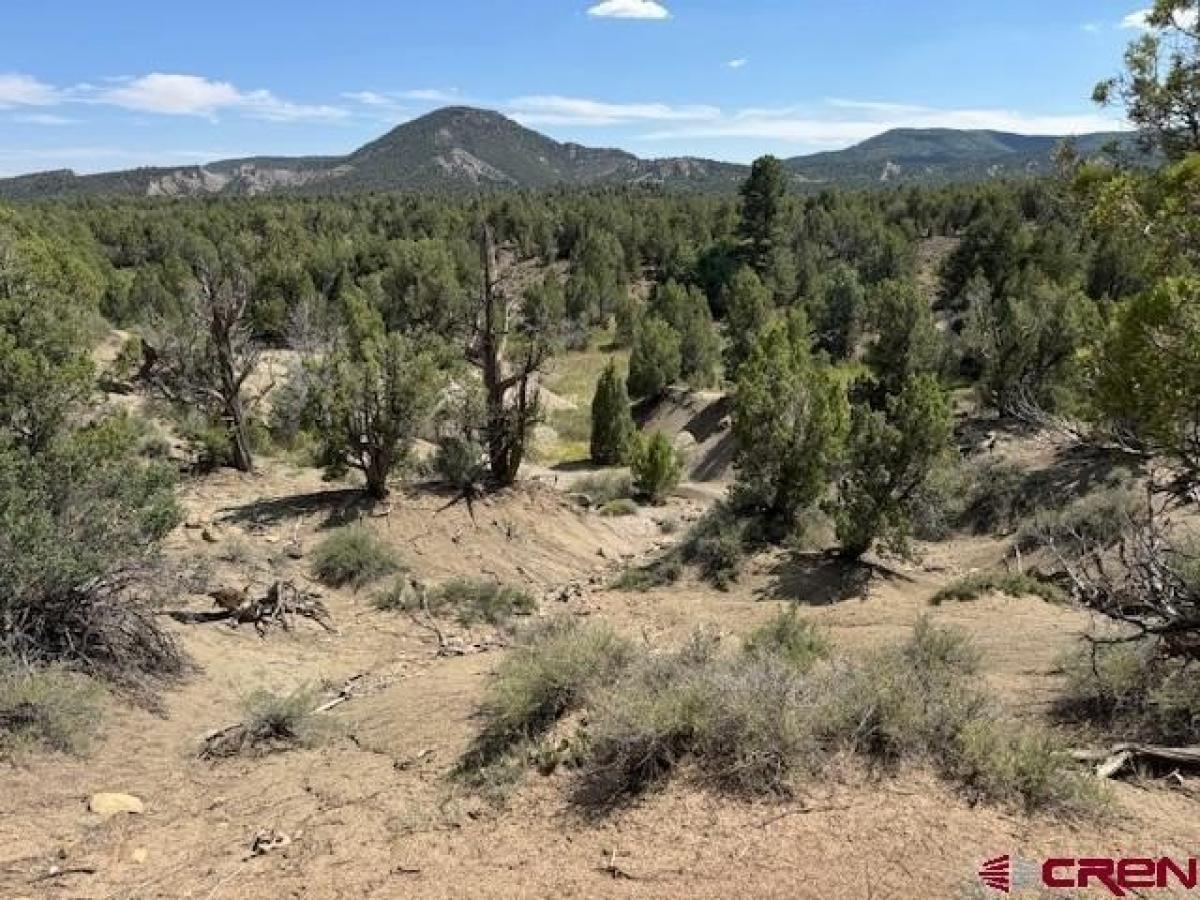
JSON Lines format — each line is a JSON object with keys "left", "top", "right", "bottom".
{"left": 3, "top": 445, "right": 1197, "bottom": 899}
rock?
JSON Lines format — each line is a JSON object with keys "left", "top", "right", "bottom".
{"left": 130, "top": 848, "right": 148, "bottom": 864}
{"left": 201, "top": 528, "right": 219, "bottom": 544}
{"left": 89, "top": 793, "right": 144, "bottom": 818}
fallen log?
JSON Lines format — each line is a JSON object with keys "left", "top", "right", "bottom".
{"left": 1072, "top": 743, "right": 1200, "bottom": 779}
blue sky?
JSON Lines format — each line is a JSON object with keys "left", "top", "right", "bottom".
{"left": 0, "top": 1, "right": 1173, "bottom": 176}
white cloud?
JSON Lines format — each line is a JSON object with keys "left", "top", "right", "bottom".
{"left": 1121, "top": 7, "right": 1198, "bottom": 29}
{"left": 641, "top": 99, "right": 1128, "bottom": 146}
{"left": 727, "top": 58, "right": 748, "bottom": 69}
{"left": 587, "top": 0, "right": 670, "bottom": 20}
{"left": 507, "top": 95, "right": 719, "bottom": 126}
{"left": 95, "top": 73, "right": 347, "bottom": 121}
{"left": 342, "top": 90, "right": 394, "bottom": 107}
{"left": 11, "top": 113, "right": 76, "bottom": 125}
{"left": 0, "top": 73, "right": 59, "bottom": 107}
{"left": 401, "top": 88, "right": 463, "bottom": 103}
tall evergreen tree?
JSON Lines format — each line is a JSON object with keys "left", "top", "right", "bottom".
{"left": 738, "top": 156, "right": 788, "bottom": 273}
{"left": 590, "top": 359, "right": 636, "bottom": 465}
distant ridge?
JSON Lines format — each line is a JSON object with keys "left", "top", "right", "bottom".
{"left": 0, "top": 106, "right": 1138, "bottom": 200}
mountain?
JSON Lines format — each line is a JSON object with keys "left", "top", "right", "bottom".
{"left": 0, "top": 107, "right": 1138, "bottom": 201}
{"left": 0, "top": 107, "right": 746, "bottom": 200}
{"left": 785, "top": 128, "right": 1137, "bottom": 187}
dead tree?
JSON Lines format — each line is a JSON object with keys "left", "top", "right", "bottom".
{"left": 147, "top": 258, "right": 262, "bottom": 473}
{"left": 1047, "top": 483, "right": 1200, "bottom": 659}
{"left": 470, "top": 225, "right": 551, "bottom": 487}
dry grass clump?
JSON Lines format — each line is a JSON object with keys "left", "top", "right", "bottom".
{"left": 0, "top": 663, "right": 102, "bottom": 758}
{"left": 202, "top": 685, "right": 328, "bottom": 759}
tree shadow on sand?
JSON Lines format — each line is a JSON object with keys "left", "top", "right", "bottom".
{"left": 216, "top": 482, "right": 475, "bottom": 531}
{"left": 762, "top": 550, "right": 917, "bottom": 606}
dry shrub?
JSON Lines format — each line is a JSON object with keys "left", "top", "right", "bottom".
{"left": 202, "top": 685, "right": 327, "bottom": 759}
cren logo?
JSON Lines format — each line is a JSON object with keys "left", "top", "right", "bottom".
{"left": 978, "top": 855, "right": 1011, "bottom": 894}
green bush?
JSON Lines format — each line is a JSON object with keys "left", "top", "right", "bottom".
{"left": 743, "top": 608, "right": 830, "bottom": 671}
{"left": 930, "top": 572, "right": 1066, "bottom": 606}
{"left": 0, "top": 416, "right": 186, "bottom": 690}
{"left": 0, "top": 664, "right": 102, "bottom": 758}
{"left": 951, "top": 719, "right": 1102, "bottom": 814}
{"left": 467, "top": 615, "right": 1097, "bottom": 816}
{"left": 630, "top": 431, "right": 681, "bottom": 505}
{"left": 311, "top": 527, "right": 403, "bottom": 589}
{"left": 690, "top": 526, "right": 745, "bottom": 590}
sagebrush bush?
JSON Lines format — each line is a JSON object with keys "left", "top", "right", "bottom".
{"left": 573, "top": 472, "right": 634, "bottom": 506}
{"left": 461, "top": 618, "right": 633, "bottom": 771}
{"left": 961, "top": 459, "right": 1033, "bottom": 535}
{"left": 432, "top": 436, "right": 485, "bottom": 488}
{"left": 467, "top": 616, "right": 1098, "bottom": 816}
{"left": 1017, "top": 483, "right": 1140, "bottom": 553}
{"left": 1059, "top": 640, "right": 1200, "bottom": 744}
{"left": 743, "top": 607, "right": 830, "bottom": 671}
{"left": 424, "top": 578, "right": 537, "bottom": 626}
{"left": 311, "top": 527, "right": 403, "bottom": 589}
{"left": 679, "top": 502, "right": 750, "bottom": 588}
{"left": 0, "top": 663, "right": 102, "bottom": 758}
{"left": 930, "top": 571, "right": 1066, "bottom": 606}
{"left": 579, "top": 640, "right": 817, "bottom": 806}
{"left": 0, "top": 415, "right": 186, "bottom": 692}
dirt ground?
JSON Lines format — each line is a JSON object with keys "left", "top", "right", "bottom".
{"left": 4, "top": 444, "right": 1199, "bottom": 900}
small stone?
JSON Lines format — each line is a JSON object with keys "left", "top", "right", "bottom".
{"left": 131, "top": 848, "right": 148, "bottom": 864}
{"left": 89, "top": 793, "right": 144, "bottom": 818}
